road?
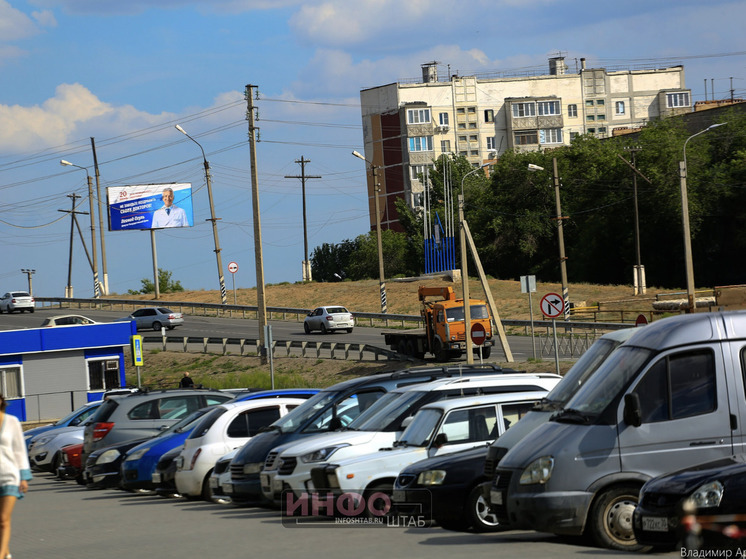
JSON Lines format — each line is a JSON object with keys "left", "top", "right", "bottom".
{"left": 0, "top": 307, "right": 573, "bottom": 363}
{"left": 12, "top": 473, "right": 676, "bottom": 559}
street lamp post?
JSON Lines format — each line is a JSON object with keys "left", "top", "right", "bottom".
{"left": 60, "top": 160, "right": 100, "bottom": 298}
{"left": 679, "top": 122, "right": 727, "bottom": 312}
{"left": 175, "top": 125, "right": 227, "bottom": 305}
{"left": 352, "top": 151, "right": 387, "bottom": 313}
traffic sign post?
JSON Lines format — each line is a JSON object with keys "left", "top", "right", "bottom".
{"left": 521, "top": 275, "right": 537, "bottom": 360}
{"left": 470, "top": 322, "right": 486, "bottom": 363}
{"left": 228, "top": 262, "right": 239, "bottom": 305}
{"left": 540, "top": 293, "right": 565, "bottom": 375}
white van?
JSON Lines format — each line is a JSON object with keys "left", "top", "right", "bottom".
{"left": 490, "top": 311, "right": 746, "bottom": 551}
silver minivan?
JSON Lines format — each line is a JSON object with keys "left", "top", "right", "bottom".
{"left": 490, "top": 311, "right": 746, "bottom": 551}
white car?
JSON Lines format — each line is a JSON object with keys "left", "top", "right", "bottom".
{"left": 40, "top": 315, "right": 98, "bottom": 327}
{"left": 28, "top": 426, "right": 85, "bottom": 472}
{"left": 208, "top": 449, "right": 238, "bottom": 504}
{"left": 260, "top": 373, "right": 561, "bottom": 504}
{"left": 305, "top": 392, "right": 548, "bottom": 518}
{"left": 175, "top": 398, "right": 306, "bottom": 500}
{"left": 0, "top": 291, "right": 35, "bottom": 313}
{"left": 303, "top": 306, "right": 354, "bottom": 334}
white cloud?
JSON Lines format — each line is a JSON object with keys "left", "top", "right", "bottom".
{"left": 0, "top": 0, "right": 41, "bottom": 41}
{"left": 31, "top": 9, "right": 57, "bottom": 27}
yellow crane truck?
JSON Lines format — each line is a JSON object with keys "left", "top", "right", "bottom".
{"left": 382, "top": 286, "right": 493, "bottom": 361}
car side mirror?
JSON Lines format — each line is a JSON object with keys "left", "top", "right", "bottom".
{"left": 623, "top": 393, "right": 642, "bottom": 428}
{"left": 400, "top": 416, "right": 413, "bottom": 430}
{"left": 432, "top": 433, "right": 448, "bottom": 448}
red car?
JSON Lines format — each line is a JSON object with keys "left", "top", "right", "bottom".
{"left": 57, "top": 443, "right": 85, "bottom": 485}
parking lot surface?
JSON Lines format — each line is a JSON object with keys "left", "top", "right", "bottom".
{"left": 12, "top": 474, "right": 679, "bottom": 559}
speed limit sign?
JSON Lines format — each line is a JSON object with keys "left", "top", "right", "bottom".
{"left": 228, "top": 262, "right": 238, "bottom": 274}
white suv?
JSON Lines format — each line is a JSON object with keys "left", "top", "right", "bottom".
{"left": 260, "top": 373, "right": 561, "bottom": 504}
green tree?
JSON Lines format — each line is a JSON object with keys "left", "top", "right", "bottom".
{"left": 131, "top": 268, "right": 184, "bottom": 294}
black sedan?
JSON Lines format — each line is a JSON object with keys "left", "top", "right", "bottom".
{"left": 392, "top": 445, "right": 500, "bottom": 533}
{"left": 633, "top": 455, "right": 746, "bottom": 551}
{"left": 83, "top": 438, "right": 150, "bottom": 490}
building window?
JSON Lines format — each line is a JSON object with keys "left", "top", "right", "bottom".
{"left": 486, "top": 137, "right": 496, "bottom": 150}
{"left": 0, "top": 367, "right": 22, "bottom": 399}
{"left": 615, "top": 101, "right": 625, "bottom": 115}
{"left": 667, "top": 92, "right": 691, "bottom": 108}
{"left": 467, "top": 107, "right": 476, "bottom": 114}
{"left": 441, "top": 140, "right": 451, "bottom": 153}
{"left": 410, "top": 165, "right": 434, "bottom": 181}
{"left": 88, "top": 359, "right": 120, "bottom": 391}
{"left": 598, "top": 127, "right": 607, "bottom": 134}
{"left": 457, "top": 108, "right": 466, "bottom": 115}
{"left": 569, "top": 132, "right": 579, "bottom": 141}
{"left": 457, "top": 123, "right": 466, "bottom": 130}
{"left": 470, "top": 150, "right": 479, "bottom": 156}
{"left": 468, "top": 122, "right": 477, "bottom": 129}
{"left": 438, "top": 112, "right": 449, "bottom": 126}
{"left": 512, "top": 102, "right": 536, "bottom": 118}
{"left": 596, "top": 99, "right": 605, "bottom": 106}
{"left": 586, "top": 115, "right": 595, "bottom": 121}
{"left": 413, "top": 193, "right": 424, "bottom": 207}
{"left": 484, "top": 109, "right": 494, "bottom": 123}
{"left": 537, "top": 101, "right": 560, "bottom": 116}
{"left": 585, "top": 100, "right": 594, "bottom": 107}
{"left": 407, "top": 108, "right": 430, "bottom": 124}
{"left": 469, "top": 135, "right": 478, "bottom": 142}
{"left": 597, "top": 114, "right": 606, "bottom": 121}
{"left": 409, "top": 136, "right": 433, "bottom": 152}
{"left": 587, "top": 128, "right": 596, "bottom": 134}
{"left": 568, "top": 104, "right": 578, "bottom": 118}
{"left": 539, "top": 128, "right": 563, "bottom": 144}
{"left": 458, "top": 135, "right": 467, "bottom": 143}
{"left": 514, "top": 131, "right": 538, "bottom": 145}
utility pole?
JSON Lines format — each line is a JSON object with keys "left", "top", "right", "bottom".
{"left": 246, "top": 84, "right": 268, "bottom": 363}
{"left": 91, "top": 137, "right": 109, "bottom": 295}
{"left": 21, "top": 269, "right": 36, "bottom": 296}
{"left": 618, "top": 148, "right": 652, "bottom": 295}
{"left": 58, "top": 193, "right": 88, "bottom": 298}
{"left": 552, "top": 157, "right": 570, "bottom": 320}
{"left": 285, "top": 156, "right": 321, "bottom": 281}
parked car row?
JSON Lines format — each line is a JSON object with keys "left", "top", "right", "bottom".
{"left": 30, "top": 313, "right": 746, "bottom": 554}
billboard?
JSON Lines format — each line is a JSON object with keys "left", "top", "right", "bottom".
{"left": 107, "top": 183, "right": 194, "bottom": 231}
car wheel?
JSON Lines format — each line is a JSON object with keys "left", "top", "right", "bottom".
{"left": 152, "top": 321, "right": 162, "bottom": 331}
{"left": 346, "top": 328, "right": 353, "bottom": 334}
{"left": 167, "top": 325, "right": 175, "bottom": 330}
{"left": 363, "top": 480, "right": 394, "bottom": 519}
{"left": 588, "top": 485, "right": 647, "bottom": 551}
{"left": 201, "top": 470, "right": 214, "bottom": 501}
{"left": 51, "top": 452, "right": 61, "bottom": 474}
{"left": 320, "top": 323, "right": 327, "bottom": 335}
{"left": 466, "top": 484, "right": 501, "bottom": 533}
{"left": 29, "top": 308, "right": 34, "bottom": 313}
{"left": 304, "top": 322, "right": 311, "bottom": 334}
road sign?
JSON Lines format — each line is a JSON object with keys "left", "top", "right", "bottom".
{"left": 540, "top": 292, "right": 565, "bottom": 319}
{"left": 228, "top": 261, "right": 239, "bottom": 274}
{"left": 635, "top": 314, "right": 649, "bottom": 327}
{"left": 131, "top": 335, "right": 143, "bottom": 367}
{"left": 470, "top": 322, "right": 486, "bottom": 346}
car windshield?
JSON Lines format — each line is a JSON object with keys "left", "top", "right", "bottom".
{"left": 157, "top": 308, "right": 173, "bottom": 314}
{"left": 12, "top": 292, "right": 29, "bottom": 297}
{"left": 396, "top": 408, "right": 443, "bottom": 447}
{"left": 326, "top": 307, "right": 348, "bottom": 314}
{"left": 270, "top": 391, "right": 337, "bottom": 434}
{"left": 560, "top": 345, "right": 653, "bottom": 416}
{"left": 53, "top": 404, "right": 97, "bottom": 426}
{"left": 445, "top": 305, "right": 489, "bottom": 322}
{"left": 162, "top": 407, "right": 214, "bottom": 436}
{"left": 349, "top": 391, "right": 428, "bottom": 432}
{"left": 187, "top": 406, "right": 228, "bottom": 439}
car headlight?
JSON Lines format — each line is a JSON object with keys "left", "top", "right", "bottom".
{"left": 300, "top": 444, "right": 350, "bottom": 463}
{"left": 519, "top": 456, "right": 554, "bottom": 485}
{"left": 243, "top": 463, "right": 262, "bottom": 474}
{"left": 417, "top": 470, "right": 446, "bottom": 486}
{"left": 96, "top": 449, "right": 121, "bottom": 465}
{"left": 33, "top": 435, "right": 55, "bottom": 447}
{"left": 125, "top": 448, "right": 148, "bottom": 462}
{"left": 685, "top": 481, "right": 724, "bottom": 509}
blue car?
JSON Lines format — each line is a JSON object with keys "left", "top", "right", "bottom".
{"left": 24, "top": 401, "right": 103, "bottom": 450}
{"left": 121, "top": 388, "right": 319, "bottom": 491}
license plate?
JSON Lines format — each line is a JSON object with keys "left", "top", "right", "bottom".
{"left": 209, "top": 477, "right": 218, "bottom": 489}
{"left": 272, "top": 478, "right": 283, "bottom": 493}
{"left": 490, "top": 490, "right": 503, "bottom": 506}
{"left": 260, "top": 474, "right": 270, "bottom": 489}
{"left": 223, "top": 483, "right": 233, "bottom": 494}
{"left": 392, "top": 490, "right": 406, "bottom": 503}
{"left": 152, "top": 473, "right": 161, "bottom": 483}
{"left": 642, "top": 516, "right": 668, "bottom": 532}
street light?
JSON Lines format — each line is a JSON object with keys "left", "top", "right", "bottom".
{"left": 352, "top": 150, "right": 387, "bottom": 313}
{"left": 60, "top": 159, "right": 100, "bottom": 298}
{"left": 679, "top": 122, "right": 727, "bottom": 312}
{"left": 459, "top": 163, "right": 490, "bottom": 365}
{"left": 175, "top": 125, "right": 227, "bottom": 305}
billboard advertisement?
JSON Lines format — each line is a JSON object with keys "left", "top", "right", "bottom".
{"left": 107, "top": 183, "right": 194, "bottom": 231}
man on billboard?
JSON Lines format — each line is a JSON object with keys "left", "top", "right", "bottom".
{"left": 152, "top": 187, "right": 189, "bottom": 228}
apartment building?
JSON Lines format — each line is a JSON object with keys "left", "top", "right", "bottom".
{"left": 358, "top": 56, "right": 691, "bottom": 232}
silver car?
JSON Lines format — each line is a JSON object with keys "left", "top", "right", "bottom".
{"left": 303, "top": 305, "right": 354, "bottom": 334}
{"left": 123, "top": 307, "right": 184, "bottom": 331}
{"left": 0, "top": 291, "right": 35, "bottom": 313}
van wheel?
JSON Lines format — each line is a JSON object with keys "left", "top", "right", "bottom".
{"left": 588, "top": 485, "right": 646, "bottom": 551}
{"left": 467, "top": 483, "right": 501, "bottom": 532}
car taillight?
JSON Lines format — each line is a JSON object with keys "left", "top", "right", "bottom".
{"left": 92, "top": 422, "right": 114, "bottom": 442}
{"left": 188, "top": 448, "right": 202, "bottom": 470}
{"left": 326, "top": 316, "right": 333, "bottom": 320}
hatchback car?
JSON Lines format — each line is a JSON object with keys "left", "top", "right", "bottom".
{"left": 303, "top": 306, "right": 354, "bottom": 334}
{"left": 0, "top": 291, "right": 34, "bottom": 313}
{"left": 40, "top": 315, "right": 97, "bottom": 327}
{"left": 24, "top": 400, "right": 102, "bottom": 449}
{"left": 28, "top": 426, "right": 85, "bottom": 472}
{"left": 121, "top": 307, "right": 184, "bottom": 331}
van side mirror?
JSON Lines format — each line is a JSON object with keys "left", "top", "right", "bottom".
{"left": 623, "top": 393, "right": 642, "bottom": 427}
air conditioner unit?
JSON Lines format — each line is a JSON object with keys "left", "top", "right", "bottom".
{"left": 105, "top": 360, "right": 119, "bottom": 371}
{"left": 436, "top": 125, "right": 449, "bottom": 133}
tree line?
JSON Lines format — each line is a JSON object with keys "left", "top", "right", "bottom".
{"left": 312, "top": 106, "right": 746, "bottom": 289}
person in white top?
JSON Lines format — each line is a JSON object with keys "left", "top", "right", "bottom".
{"left": 151, "top": 187, "right": 188, "bottom": 228}
{"left": 0, "top": 394, "right": 31, "bottom": 559}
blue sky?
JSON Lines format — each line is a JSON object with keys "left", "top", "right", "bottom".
{"left": 1, "top": 0, "right": 745, "bottom": 299}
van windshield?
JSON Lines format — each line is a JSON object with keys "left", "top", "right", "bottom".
{"left": 560, "top": 346, "right": 653, "bottom": 416}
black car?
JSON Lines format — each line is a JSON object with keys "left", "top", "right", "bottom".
{"left": 393, "top": 445, "right": 499, "bottom": 532}
{"left": 153, "top": 446, "right": 182, "bottom": 498}
{"left": 633, "top": 455, "right": 746, "bottom": 551}
{"left": 84, "top": 438, "right": 150, "bottom": 489}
